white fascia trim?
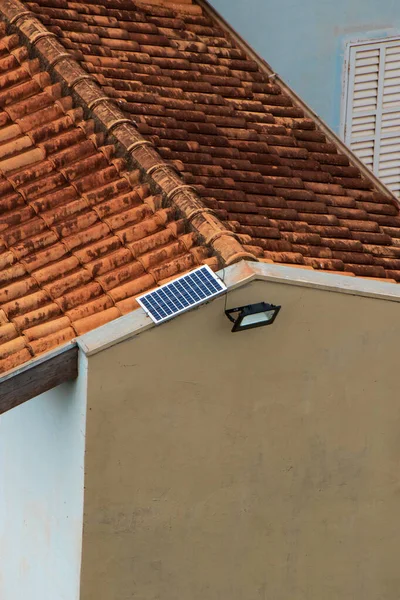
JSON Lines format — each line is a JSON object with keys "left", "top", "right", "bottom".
{"left": 77, "top": 307, "right": 153, "bottom": 357}
{"left": 77, "top": 260, "right": 400, "bottom": 357}
{"left": 223, "top": 260, "right": 400, "bottom": 301}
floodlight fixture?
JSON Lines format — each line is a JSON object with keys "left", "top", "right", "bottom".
{"left": 225, "top": 302, "right": 281, "bottom": 332}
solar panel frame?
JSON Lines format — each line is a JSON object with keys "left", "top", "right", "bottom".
{"left": 137, "top": 265, "right": 227, "bottom": 324}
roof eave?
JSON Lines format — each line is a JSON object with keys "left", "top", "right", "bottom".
{"left": 2, "top": 257, "right": 400, "bottom": 406}
{"left": 72, "top": 259, "right": 400, "bottom": 357}
{"left": 0, "top": 342, "right": 78, "bottom": 415}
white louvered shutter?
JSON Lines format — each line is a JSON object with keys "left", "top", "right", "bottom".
{"left": 344, "top": 39, "right": 400, "bottom": 195}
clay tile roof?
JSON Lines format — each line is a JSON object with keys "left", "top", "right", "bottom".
{"left": 0, "top": 0, "right": 400, "bottom": 373}
{"left": 21, "top": 0, "right": 400, "bottom": 278}
{"left": 0, "top": 13, "right": 248, "bottom": 374}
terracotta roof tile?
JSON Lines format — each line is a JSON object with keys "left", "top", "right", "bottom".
{"left": 28, "top": 326, "right": 76, "bottom": 354}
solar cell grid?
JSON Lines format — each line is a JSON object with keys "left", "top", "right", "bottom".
{"left": 137, "top": 265, "right": 226, "bottom": 324}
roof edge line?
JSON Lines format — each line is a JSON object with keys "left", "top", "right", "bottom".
{"left": 226, "top": 260, "right": 400, "bottom": 300}
{"left": 199, "top": 0, "right": 400, "bottom": 208}
{"left": 0, "top": 0, "right": 257, "bottom": 268}
{"left": 77, "top": 258, "right": 400, "bottom": 358}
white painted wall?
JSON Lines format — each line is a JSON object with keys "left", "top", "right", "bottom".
{"left": 0, "top": 353, "right": 87, "bottom": 600}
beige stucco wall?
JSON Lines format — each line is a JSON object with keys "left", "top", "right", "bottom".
{"left": 82, "top": 278, "right": 400, "bottom": 600}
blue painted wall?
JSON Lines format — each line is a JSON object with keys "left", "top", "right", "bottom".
{"left": 210, "top": 0, "right": 400, "bottom": 134}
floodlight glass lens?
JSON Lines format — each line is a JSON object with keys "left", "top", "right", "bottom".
{"left": 240, "top": 309, "right": 276, "bottom": 327}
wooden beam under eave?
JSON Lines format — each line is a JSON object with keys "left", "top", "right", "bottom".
{"left": 0, "top": 346, "right": 79, "bottom": 415}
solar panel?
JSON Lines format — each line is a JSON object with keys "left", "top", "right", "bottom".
{"left": 137, "top": 264, "right": 226, "bottom": 324}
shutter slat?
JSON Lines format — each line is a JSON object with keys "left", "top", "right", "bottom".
{"left": 354, "top": 81, "right": 382, "bottom": 92}
{"left": 378, "top": 158, "right": 400, "bottom": 169}
{"left": 385, "top": 45, "right": 400, "bottom": 55}
{"left": 378, "top": 170, "right": 400, "bottom": 182}
{"left": 354, "top": 73, "right": 380, "bottom": 84}
{"left": 351, "top": 148, "right": 374, "bottom": 158}
{"left": 356, "top": 57, "right": 380, "bottom": 67}
{"left": 354, "top": 65, "right": 380, "bottom": 76}
{"left": 354, "top": 89, "right": 380, "bottom": 100}
{"left": 354, "top": 99, "right": 378, "bottom": 110}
